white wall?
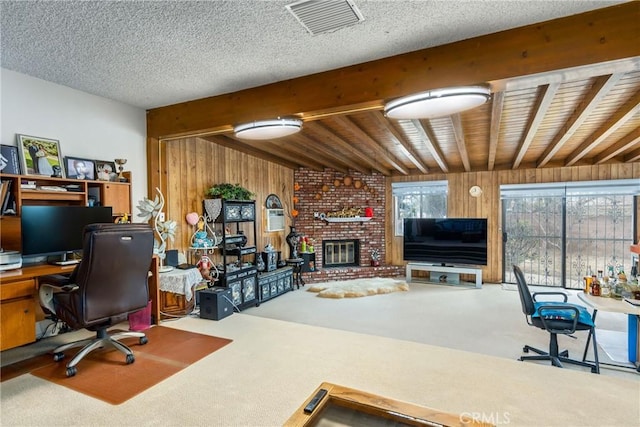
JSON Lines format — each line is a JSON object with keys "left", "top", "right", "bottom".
{"left": 0, "top": 68, "right": 147, "bottom": 211}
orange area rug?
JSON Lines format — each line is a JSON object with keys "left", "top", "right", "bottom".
{"left": 3, "top": 326, "right": 231, "bottom": 405}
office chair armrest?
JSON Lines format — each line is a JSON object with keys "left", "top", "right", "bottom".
{"left": 532, "top": 291, "right": 568, "bottom": 302}
{"left": 40, "top": 274, "right": 78, "bottom": 292}
{"left": 536, "top": 304, "right": 579, "bottom": 334}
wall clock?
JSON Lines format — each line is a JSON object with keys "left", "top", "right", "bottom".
{"left": 469, "top": 185, "right": 483, "bottom": 197}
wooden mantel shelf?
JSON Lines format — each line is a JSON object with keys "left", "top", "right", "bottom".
{"left": 323, "top": 217, "right": 372, "bottom": 223}
{"left": 631, "top": 244, "right": 640, "bottom": 255}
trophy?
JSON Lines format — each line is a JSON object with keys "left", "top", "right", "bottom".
{"left": 114, "top": 158, "right": 128, "bottom": 182}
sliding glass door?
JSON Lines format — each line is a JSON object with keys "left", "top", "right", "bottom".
{"left": 502, "top": 180, "right": 638, "bottom": 289}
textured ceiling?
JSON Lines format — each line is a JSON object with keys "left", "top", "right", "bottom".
{"left": 0, "top": 0, "right": 626, "bottom": 110}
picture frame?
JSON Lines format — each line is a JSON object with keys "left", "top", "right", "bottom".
{"left": 95, "top": 160, "right": 117, "bottom": 181}
{"left": 16, "top": 134, "right": 64, "bottom": 177}
{"left": 64, "top": 156, "right": 96, "bottom": 180}
{"left": 0, "top": 144, "right": 22, "bottom": 175}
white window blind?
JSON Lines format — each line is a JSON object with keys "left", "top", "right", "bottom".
{"left": 392, "top": 180, "right": 448, "bottom": 196}
{"left": 500, "top": 179, "right": 640, "bottom": 199}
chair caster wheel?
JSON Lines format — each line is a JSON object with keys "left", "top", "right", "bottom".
{"left": 53, "top": 352, "right": 65, "bottom": 362}
{"left": 66, "top": 366, "right": 77, "bottom": 377}
{"left": 126, "top": 354, "right": 135, "bottom": 364}
{"left": 139, "top": 336, "right": 148, "bottom": 345}
{"left": 522, "top": 347, "right": 529, "bottom": 353}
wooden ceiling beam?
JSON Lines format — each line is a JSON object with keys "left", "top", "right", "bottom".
{"left": 536, "top": 73, "right": 623, "bottom": 167}
{"left": 513, "top": 83, "right": 559, "bottom": 169}
{"left": 565, "top": 89, "right": 640, "bottom": 166}
{"left": 488, "top": 90, "right": 504, "bottom": 171}
{"left": 299, "top": 122, "right": 373, "bottom": 174}
{"left": 333, "top": 116, "right": 409, "bottom": 175}
{"left": 287, "top": 134, "right": 350, "bottom": 174}
{"left": 146, "top": 3, "right": 640, "bottom": 139}
{"left": 371, "top": 112, "right": 429, "bottom": 174}
{"left": 624, "top": 146, "right": 640, "bottom": 162}
{"left": 411, "top": 119, "right": 448, "bottom": 173}
{"left": 593, "top": 127, "right": 640, "bottom": 164}
{"left": 203, "top": 135, "right": 301, "bottom": 170}
{"left": 450, "top": 114, "right": 471, "bottom": 172}
{"left": 304, "top": 121, "right": 389, "bottom": 175}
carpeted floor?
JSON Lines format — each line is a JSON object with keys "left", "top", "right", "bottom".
{"left": 1, "top": 326, "right": 231, "bottom": 405}
{"left": 1, "top": 281, "right": 638, "bottom": 426}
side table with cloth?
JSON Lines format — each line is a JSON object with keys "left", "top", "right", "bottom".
{"left": 158, "top": 267, "right": 204, "bottom": 319}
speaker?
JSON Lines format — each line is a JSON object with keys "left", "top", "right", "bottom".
{"left": 165, "top": 250, "right": 179, "bottom": 267}
{"left": 199, "top": 287, "right": 234, "bottom": 320}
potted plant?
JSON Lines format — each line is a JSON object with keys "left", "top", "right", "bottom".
{"left": 206, "top": 183, "right": 254, "bottom": 200}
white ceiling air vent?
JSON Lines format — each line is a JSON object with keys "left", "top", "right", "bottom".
{"left": 286, "top": 0, "right": 365, "bottom": 36}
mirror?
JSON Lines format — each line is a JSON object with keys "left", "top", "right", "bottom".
{"left": 265, "top": 194, "right": 285, "bottom": 232}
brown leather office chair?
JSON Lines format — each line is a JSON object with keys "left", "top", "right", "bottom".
{"left": 40, "top": 223, "right": 154, "bottom": 377}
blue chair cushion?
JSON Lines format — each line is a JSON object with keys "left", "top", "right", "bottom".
{"left": 532, "top": 301, "right": 594, "bottom": 327}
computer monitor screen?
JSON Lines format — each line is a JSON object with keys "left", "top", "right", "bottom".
{"left": 21, "top": 205, "right": 113, "bottom": 259}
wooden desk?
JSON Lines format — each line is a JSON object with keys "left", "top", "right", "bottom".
{"left": 0, "top": 257, "right": 160, "bottom": 351}
{"left": 577, "top": 292, "right": 640, "bottom": 371}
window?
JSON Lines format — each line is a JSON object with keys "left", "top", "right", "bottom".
{"left": 502, "top": 179, "right": 639, "bottom": 289}
{"left": 392, "top": 181, "right": 447, "bottom": 236}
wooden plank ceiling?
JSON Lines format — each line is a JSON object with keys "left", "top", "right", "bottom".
{"left": 201, "top": 68, "right": 640, "bottom": 176}
{"left": 148, "top": 3, "right": 640, "bottom": 178}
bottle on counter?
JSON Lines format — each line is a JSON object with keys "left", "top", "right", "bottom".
{"left": 590, "top": 274, "right": 601, "bottom": 296}
{"left": 583, "top": 265, "right": 594, "bottom": 293}
{"left": 600, "top": 276, "right": 611, "bottom": 297}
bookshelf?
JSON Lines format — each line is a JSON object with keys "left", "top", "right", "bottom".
{"left": 0, "top": 172, "right": 132, "bottom": 252}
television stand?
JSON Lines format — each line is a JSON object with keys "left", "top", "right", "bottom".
{"left": 405, "top": 263, "right": 482, "bottom": 288}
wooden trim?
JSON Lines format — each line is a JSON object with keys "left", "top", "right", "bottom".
{"left": 147, "top": 3, "right": 640, "bottom": 139}
{"left": 284, "top": 382, "right": 492, "bottom": 426}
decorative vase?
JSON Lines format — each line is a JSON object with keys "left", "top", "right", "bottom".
{"left": 286, "top": 226, "right": 301, "bottom": 259}
{"left": 256, "top": 254, "right": 266, "bottom": 272}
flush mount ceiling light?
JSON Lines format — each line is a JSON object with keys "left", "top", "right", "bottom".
{"left": 233, "top": 118, "right": 303, "bottom": 140}
{"left": 384, "top": 86, "right": 491, "bottom": 120}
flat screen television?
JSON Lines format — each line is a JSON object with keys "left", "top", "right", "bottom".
{"left": 21, "top": 205, "right": 113, "bottom": 263}
{"left": 403, "top": 218, "right": 488, "bottom": 266}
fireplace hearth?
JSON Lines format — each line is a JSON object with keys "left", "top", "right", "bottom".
{"left": 323, "top": 239, "right": 360, "bottom": 268}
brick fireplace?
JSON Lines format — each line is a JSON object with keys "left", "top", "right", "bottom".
{"left": 292, "top": 168, "right": 403, "bottom": 283}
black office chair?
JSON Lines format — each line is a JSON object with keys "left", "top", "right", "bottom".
{"left": 513, "top": 265, "right": 599, "bottom": 374}
{"left": 40, "top": 223, "right": 154, "bottom": 377}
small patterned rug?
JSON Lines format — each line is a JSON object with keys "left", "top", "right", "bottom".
{"left": 307, "top": 277, "right": 409, "bottom": 298}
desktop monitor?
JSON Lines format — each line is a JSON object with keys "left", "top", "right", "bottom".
{"left": 21, "top": 205, "right": 113, "bottom": 263}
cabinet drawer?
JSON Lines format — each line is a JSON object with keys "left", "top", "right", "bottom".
{"left": 0, "top": 279, "right": 36, "bottom": 301}
{"left": 0, "top": 297, "right": 36, "bottom": 350}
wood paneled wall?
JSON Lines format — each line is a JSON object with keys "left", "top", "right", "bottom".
{"left": 155, "top": 139, "right": 637, "bottom": 284}
{"left": 387, "top": 163, "right": 640, "bottom": 283}
{"left": 161, "top": 137, "right": 294, "bottom": 256}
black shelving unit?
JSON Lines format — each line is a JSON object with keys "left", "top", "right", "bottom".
{"left": 215, "top": 199, "right": 258, "bottom": 310}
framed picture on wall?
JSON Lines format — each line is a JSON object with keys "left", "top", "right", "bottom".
{"left": 0, "top": 144, "right": 21, "bottom": 175}
{"left": 64, "top": 156, "right": 96, "bottom": 180}
{"left": 95, "top": 160, "right": 117, "bottom": 181}
{"left": 16, "top": 134, "right": 64, "bottom": 177}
